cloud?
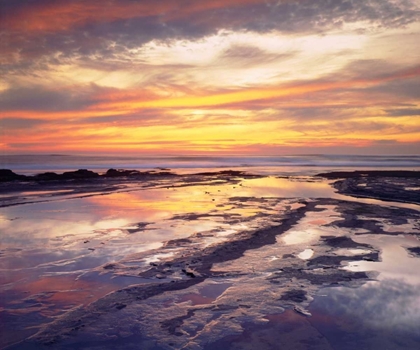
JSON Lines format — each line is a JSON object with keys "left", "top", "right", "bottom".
{"left": 384, "top": 108, "right": 420, "bottom": 116}
{"left": 0, "top": 84, "right": 108, "bottom": 112}
{"left": 272, "top": 106, "right": 356, "bottom": 121}
{"left": 1, "top": 1, "right": 419, "bottom": 155}
{"left": 336, "top": 59, "right": 398, "bottom": 80}
{"left": 3, "top": 1, "right": 419, "bottom": 34}
{"left": 372, "top": 139, "right": 399, "bottom": 144}
{"left": 0, "top": 117, "right": 47, "bottom": 129}
{"left": 215, "top": 44, "right": 297, "bottom": 68}
{"left": 366, "top": 77, "right": 420, "bottom": 99}
{"left": 6, "top": 142, "right": 39, "bottom": 149}
{"left": 2, "top": 0, "right": 419, "bottom": 73}
{"left": 74, "top": 109, "right": 183, "bottom": 127}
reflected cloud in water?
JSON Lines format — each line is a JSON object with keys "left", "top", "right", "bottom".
{"left": 310, "top": 279, "right": 420, "bottom": 349}
{"left": 345, "top": 235, "right": 420, "bottom": 285}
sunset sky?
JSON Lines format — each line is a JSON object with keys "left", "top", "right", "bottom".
{"left": 1, "top": 0, "right": 419, "bottom": 155}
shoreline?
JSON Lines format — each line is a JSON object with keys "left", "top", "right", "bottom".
{"left": 2, "top": 168, "right": 419, "bottom": 206}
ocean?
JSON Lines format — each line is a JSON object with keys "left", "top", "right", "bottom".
{"left": 2, "top": 154, "right": 420, "bottom": 175}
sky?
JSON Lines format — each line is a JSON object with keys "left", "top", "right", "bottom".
{"left": 1, "top": 0, "right": 420, "bottom": 155}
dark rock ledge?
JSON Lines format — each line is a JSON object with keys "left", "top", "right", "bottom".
{"left": 0, "top": 168, "right": 176, "bottom": 182}
{"left": 317, "top": 170, "right": 420, "bottom": 205}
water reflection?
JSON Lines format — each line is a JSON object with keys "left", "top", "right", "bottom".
{"left": 280, "top": 205, "right": 342, "bottom": 245}
{"left": 176, "top": 283, "right": 232, "bottom": 306}
{"left": 2, "top": 174, "right": 418, "bottom": 349}
{"left": 344, "top": 235, "right": 420, "bottom": 285}
{"left": 308, "top": 233, "right": 420, "bottom": 349}
{"left": 1, "top": 177, "right": 337, "bottom": 264}
{"left": 297, "top": 249, "right": 314, "bottom": 260}
{"left": 309, "top": 279, "right": 420, "bottom": 349}
{"left": 0, "top": 271, "right": 147, "bottom": 349}
{"left": 232, "top": 177, "right": 338, "bottom": 198}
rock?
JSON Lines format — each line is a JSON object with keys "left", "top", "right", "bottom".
{"left": 294, "top": 306, "right": 312, "bottom": 317}
{"left": 33, "top": 172, "right": 62, "bottom": 181}
{"left": 317, "top": 171, "right": 420, "bottom": 204}
{"left": 182, "top": 268, "right": 198, "bottom": 278}
{"left": 115, "top": 303, "right": 127, "bottom": 310}
{"left": 321, "top": 236, "right": 371, "bottom": 249}
{"left": 316, "top": 170, "right": 420, "bottom": 179}
{"left": 0, "top": 169, "right": 27, "bottom": 182}
{"left": 280, "top": 289, "right": 307, "bottom": 303}
{"left": 407, "top": 247, "right": 420, "bottom": 257}
{"left": 62, "top": 169, "right": 100, "bottom": 179}
{"left": 103, "top": 263, "right": 117, "bottom": 269}
{"left": 104, "top": 169, "right": 141, "bottom": 177}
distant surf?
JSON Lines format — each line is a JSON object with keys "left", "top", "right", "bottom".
{"left": 1, "top": 154, "right": 420, "bottom": 175}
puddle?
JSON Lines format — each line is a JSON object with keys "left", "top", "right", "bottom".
{"left": 201, "top": 309, "right": 331, "bottom": 350}
{"left": 280, "top": 205, "right": 341, "bottom": 245}
{"left": 334, "top": 248, "right": 373, "bottom": 256}
{"left": 309, "top": 279, "right": 420, "bottom": 350}
{"left": 176, "top": 283, "right": 232, "bottom": 306}
{"left": 343, "top": 235, "right": 420, "bottom": 285}
{"left": 297, "top": 249, "right": 314, "bottom": 260}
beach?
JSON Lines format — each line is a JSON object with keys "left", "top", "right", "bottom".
{"left": 1, "top": 164, "right": 420, "bottom": 349}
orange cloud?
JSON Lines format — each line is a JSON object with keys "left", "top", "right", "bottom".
{"left": 2, "top": 63, "right": 419, "bottom": 121}
{"left": 93, "top": 79, "right": 386, "bottom": 112}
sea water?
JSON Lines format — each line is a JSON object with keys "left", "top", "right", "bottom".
{"left": 1, "top": 154, "right": 420, "bottom": 175}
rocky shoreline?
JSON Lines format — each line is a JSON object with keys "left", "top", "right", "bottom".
{"left": 0, "top": 169, "right": 261, "bottom": 208}
{"left": 2, "top": 170, "right": 420, "bottom": 349}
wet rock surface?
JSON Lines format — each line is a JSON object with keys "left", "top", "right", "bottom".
{"left": 407, "top": 247, "right": 420, "bottom": 257}
{"left": 317, "top": 171, "right": 420, "bottom": 204}
{"left": 280, "top": 289, "right": 308, "bottom": 303}
{"left": 326, "top": 200, "right": 420, "bottom": 236}
{"left": 321, "top": 236, "right": 372, "bottom": 249}
{"left": 317, "top": 170, "right": 420, "bottom": 179}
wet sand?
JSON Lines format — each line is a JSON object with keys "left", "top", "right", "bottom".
{"left": 1, "top": 169, "right": 420, "bottom": 349}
